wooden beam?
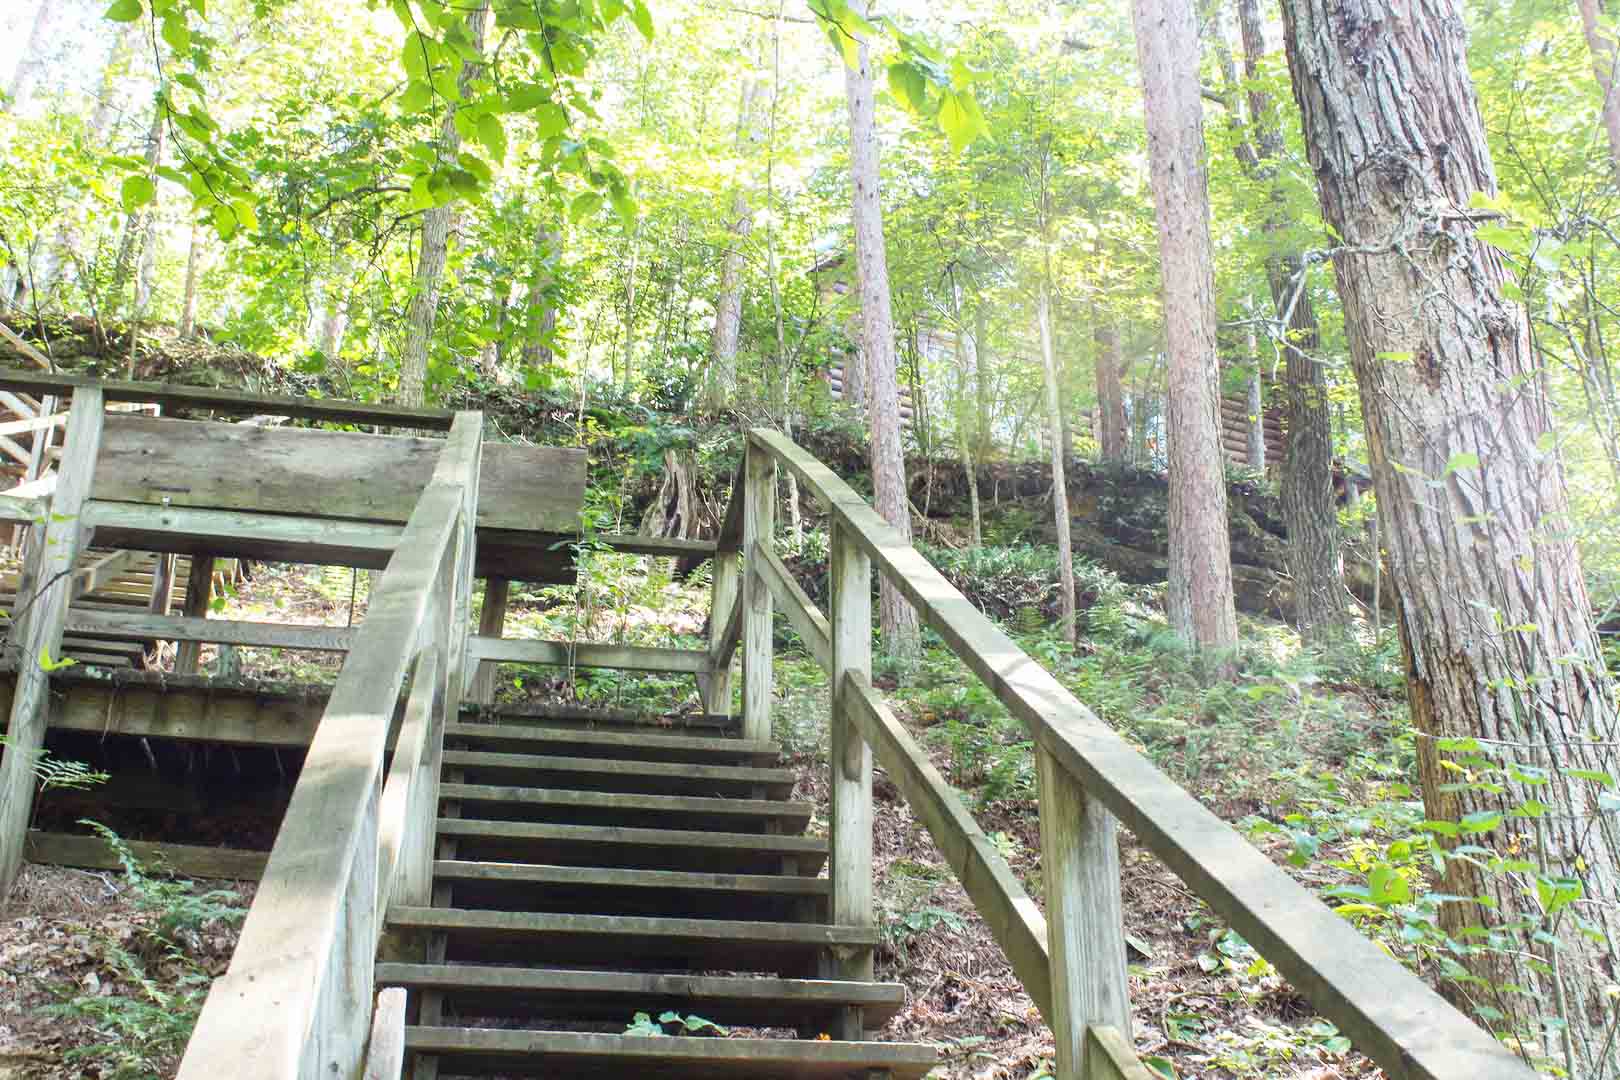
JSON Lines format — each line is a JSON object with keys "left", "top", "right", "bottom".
{"left": 72, "top": 548, "right": 143, "bottom": 600}
{"left": 0, "top": 324, "right": 54, "bottom": 370}
{"left": 25, "top": 830, "right": 267, "bottom": 881}
{"left": 84, "top": 500, "right": 402, "bottom": 568}
{"left": 66, "top": 609, "right": 356, "bottom": 652}
{"left": 92, "top": 415, "right": 585, "bottom": 533}
{"left": 174, "top": 553, "right": 216, "bottom": 675}
{"left": 6, "top": 474, "right": 56, "bottom": 499}
{"left": 700, "top": 552, "right": 739, "bottom": 714}
{"left": 469, "top": 578, "right": 510, "bottom": 705}
{"left": 597, "top": 534, "right": 717, "bottom": 559}
{"left": 0, "top": 388, "right": 104, "bottom": 897}
{"left": 0, "top": 432, "right": 30, "bottom": 465}
{"left": 1084, "top": 1026, "right": 1158, "bottom": 1080}
{"left": 0, "top": 369, "right": 459, "bottom": 428}
{"left": 747, "top": 427, "right": 1530, "bottom": 1080}
{"left": 824, "top": 517, "right": 873, "bottom": 1040}
{"left": 715, "top": 460, "right": 746, "bottom": 553}
{"left": 753, "top": 542, "right": 831, "bottom": 672}
{"left": 741, "top": 446, "right": 774, "bottom": 743}
{"left": 844, "top": 675, "right": 1049, "bottom": 1019}
{"left": 468, "top": 636, "right": 711, "bottom": 674}
{"left": 0, "top": 412, "right": 63, "bottom": 437}
{"left": 0, "top": 390, "right": 37, "bottom": 417}
{"left": 361, "top": 988, "right": 408, "bottom": 1080}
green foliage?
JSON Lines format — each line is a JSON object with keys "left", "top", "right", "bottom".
{"left": 623, "top": 1010, "right": 728, "bottom": 1037}
{"left": 43, "top": 824, "right": 246, "bottom": 1080}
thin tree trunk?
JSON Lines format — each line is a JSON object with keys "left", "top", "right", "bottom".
{"left": 707, "top": 79, "right": 759, "bottom": 412}
{"left": 1283, "top": 3, "right": 1620, "bottom": 1070}
{"left": 840, "top": 0, "right": 917, "bottom": 659}
{"left": 953, "top": 291, "right": 983, "bottom": 548}
{"left": 178, "top": 223, "right": 202, "bottom": 338}
{"left": 1579, "top": 0, "right": 1620, "bottom": 178}
{"left": 974, "top": 305, "right": 993, "bottom": 462}
{"left": 399, "top": 4, "right": 488, "bottom": 407}
{"left": 1133, "top": 0, "right": 1238, "bottom": 655}
{"left": 1237, "top": 0, "right": 1347, "bottom": 643}
{"left": 621, "top": 221, "right": 640, "bottom": 395}
{"left": 114, "top": 102, "right": 164, "bottom": 297}
{"left": 5, "top": 0, "right": 54, "bottom": 113}
{"left": 1094, "top": 321, "right": 1128, "bottom": 461}
{"left": 1039, "top": 282, "right": 1076, "bottom": 642}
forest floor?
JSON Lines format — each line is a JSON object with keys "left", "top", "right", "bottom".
{"left": 0, "top": 546, "right": 1411, "bottom": 1079}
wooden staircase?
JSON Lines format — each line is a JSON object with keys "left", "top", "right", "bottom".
{"left": 380, "top": 707, "right": 937, "bottom": 1079}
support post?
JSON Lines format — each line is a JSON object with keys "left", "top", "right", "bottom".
{"left": 826, "top": 518, "right": 874, "bottom": 1038}
{"left": 469, "top": 577, "right": 508, "bottom": 705}
{"left": 11, "top": 392, "right": 55, "bottom": 551}
{"left": 174, "top": 553, "right": 217, "bottom": 675}
{"left": 0, "top": 387, "right": 104, "bottom": 897}
{"left": 740, "top": 444, "right": 775, "bottom": 742}
{"left": 702, "top": 551, "right": 739, "bottom": 714}
{"left": 1037, "top": 744, "right": 1130, "bottom": 1079}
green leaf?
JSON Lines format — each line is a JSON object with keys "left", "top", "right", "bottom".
{"left": 120, "top": 175, "right": 156, "bottom": 212}
{"left": 476, "top": 112, "right": 507, "bottom": 162}
{"left": 401, "top": 79, "right": 433, "bottom": 113}
{"left": 1367, "top": 865, "right": 1412, "bottom": 906}
{"left": 629, "top": 0, "right": 653, "bottom": 40}
{"left": 1568, "top": 768, "right": 1616, "bottom": 788}
{"left": 409, "top": 174, "right": 435, "bottom": 211}
{"left": 569, "top": 191, "right": 603, "bottom": 222}
{"left": 38, "top": 647, "right": 76, "bottom": 673}
{"left": 610, "top": 184, "right": 636, "bottom": 226}
{"left": 161, "top": 12, "right": 191, "bottom": 51}
{"left": 937, "top": 89, "right": 989, "bottom": 152}
{"left": 1442, "top": 451, "right": 1480, "bottom": 476}
{"left": 1143, "top": 1057, "right": 1177, "bottom": 1080}
{"left": 458, "top": 152, "right": 492, "bottom": 184}
{"left": 403, "top": 31, "right": 432, "bottom": 79}
{"left": 104, "top": 0, "right": 144, "bottom": 21}
{"left": 532, "top": 103, "right": 568, "bottom": 138}
{"left": 212, "top": 202, "right": 238, "bottom": 240}
{"left": 1459, "top": 810, "right": 1503, "bottom": 834}
{"left": 887, "top": 61, "right": 929, "bottom": 113}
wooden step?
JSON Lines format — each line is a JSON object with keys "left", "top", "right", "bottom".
{"left": 402, "top": 1027, "right": 936, "bottom": 1079}
{"left": 435, "top": 820, "right": 827, "bottom": 876}
{"left": 441, "top": 750, "right": 796, "bottom": 799}
{"left": 386, "top": 908, "right": 877, "bottom": 974}
{"left": 430, "top": 859, "right": 828, "bottom": 920}
{"left": 464, "top": 701, "right": 740, "bottom": 734}
{"left": 444, "top": 721, "right": 781, "bottom": 765}
{"left": 376, "top": 964, "right": 905, "bottom": 1029}
{"left": 440, "top": 784, "right": 813, "bottom": 835}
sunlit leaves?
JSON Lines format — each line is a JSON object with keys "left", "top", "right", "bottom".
{"left": 120, "top": 175, "right": 156, "bottom": 212}
{"left": 938, "top": 90, "right": 989, "bottom": 153}
{"left": 105, "top": 0, "right": 144, "bottom": 21}
{"left": 629, "top": 0, "right": 654, "bottom": 40}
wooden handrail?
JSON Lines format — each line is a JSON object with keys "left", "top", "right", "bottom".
{"left": 739, "top": 426, "right": 1534, "bottom": 1080}
{"left": 176, "top": 412, "right": 482, "bottom": 1080}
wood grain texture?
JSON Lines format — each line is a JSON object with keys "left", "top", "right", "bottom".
{"left": 0, "top": 388, "right": 103, "bottom": 897}
{"left": 741, "top": 446, "right": 775, "bottom": 743}
{"left": 748, "top": 427, "right": 1529, "bottom": 1080}
{"left": 1038, "top": 744, "right": 1129, "bottom": 1074}
{"left": 701, "top": 552, "right": 739, "bottom": 714}
{"left": 469, "top": 578, "right": 509, "bottom": 705}
{"left": 92, "top": 415, "right": 583, "bottom": 533}
{"left": 468, "top": 636, "right": 709, "bottom": 674}
{"left": 66, "top": 609, "right": 355, "bottom": 652}
{"left": 361, "top": 988, "right": 407, "bottom": 1080}
{"left": 1084, "top": 1026, "right": 1158, "bottom": 1080}
{"left": 844, "top": 676, "right": 1049, "bottom": 1019}
{"left": 174, "top": 553, "right": 215, "bottom": 675}
{"left": 25, "top": 829, "right": 267, "bottom": 881}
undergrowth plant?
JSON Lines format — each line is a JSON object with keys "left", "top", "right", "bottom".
{"left": 43, "top": 822, "right": 246, "bottom": 1080}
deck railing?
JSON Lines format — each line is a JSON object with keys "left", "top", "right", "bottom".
{"left": 175, "top": 413, "right": 482, "bottom": 1080}
{"left": 723, "top": 427, "right": 1535, "bottom": 1080}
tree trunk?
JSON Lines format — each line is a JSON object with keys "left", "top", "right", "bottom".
{"left": 1282, "top": 3, "right": 1620, "bottom": 1069}
{"left": 399, "top": 4, "right": 488, "bottom": 408}
{"left": 707, "top": 74, "right": 761, "bottom": 413}
{"left": 178, "top": 223, "right": 202, "bottom": 338}
{"left": 1094, "top": 321, "right": 1128, "bottom": 461}
{"left": 621, "top": 221, "right": 640, "bottom": 394}
{"left": 114, "top": 103, "right": 165, "bottom": 298}
{"left": 1132, "top": 0, "right": 1238, "bottom": 655}
{"left": 5, "top": 0, "right": 54, "bottom": 113}
{"left": 952, "top": 291, "right": 983, "bottom": 548}
{"left": 1237, "top": 0, "right": 1348, "bottom": 644}
{"left": 522, "top": 228, "right": 559, "bottom": 368}
{"left": 975, "top": 305, "right": 993, "bottom": 462}
{"left": 1579, "top": 0, "right": 1620, "bottom": 178}
{"left": 840, "top": 0, "right": 917, "bottom": 660}
{"left": 1039, "top": 283, "right": 1077, "bottom": 642}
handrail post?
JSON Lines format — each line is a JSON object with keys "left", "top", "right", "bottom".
{"left": 702, "top": 550, "right": 739, "bottom": 714}
{"left": 1038, "top": 745, "right": 1130, "bottom": 1079}
{"left": 827, "top": 518, "right": 874, "bottom": 1039}
{"left": 740, "top": 442, "right": 775, "bottom": 742}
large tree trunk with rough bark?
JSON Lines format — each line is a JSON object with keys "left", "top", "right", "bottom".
{"left": 1038, "top": 282, "right": 1077, "bottom": 641}
{"left": 1579, "top": 0, "right": 1620, "bottom": 178}
{"left": 522, "top": 229, "right": 558, "bottom": 368}
{"left": 840, "top": 0, "right": 918, "bottom": 659}
{"left": 399, "top": 4, "right": 487, "bottom": 408}
{"left": 707, "top": 72, "right": 760, "bottom": 413}
{"left": 1282, "top": 3, "right": 1620, "bottom": 1070}
{"left": 1232, "top": 0, "right": 1348, "bottom": 643}
{"left": 1133, "top": 0, "right": 1238, "bottom": 655}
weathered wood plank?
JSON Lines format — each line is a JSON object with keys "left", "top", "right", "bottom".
{"left": 468, "top": 636, "right": 710, "bottom": 674}
{"left": 174, "top": 553, "right": 215, "bottom": 675}
{"left": 469, "top": 578, "right": 509, "bottom": 705}
{"left": 0, "top": 388, "right": 103, "bottom": 897}
{"left": 0, "top": 491, "right": 46, "bottom": 526}
{"left": 825, "top": 518, "right": 874, "bottom": 1039}
{"left": 361, "top": 988, "right": 407, "bottom": 1080}
{"left": 0, "top": 327, "right": 52, "bottom": 370}
{"left": 0, "top": 412, "right": 63, "bottom": 438}
{"left": 65, "top": 608, "right": 356, "bottom": 652}
{"left": 741, "top": 446, "right": 774, "bottom": 743}
{"left": 25, "top": 830, "right": 266, "bottom": 881}
{"left": 753, "top": 541, "right": 831, "bottom": 672}
{"left": 747, "top": 427, "right": 1530, "bottom": 1080}
{"left": 598, "top": 534, "right": 717, "bottom": 558}
{"left": 85, "top": 500, "right": 403, "bottom": 568}
{"left": 700, "top": 552, "right": 739, "bottom": 714}
{"left": 844, "top": 675, "right": 1049, "bottom": 1019}
{"left": 92, "top": 415, "right": 584, "bottom": 533}
{"left": 0, "top": 369, "right": 458, "bottom": 428}
{"left": 176, "top": 413, "right": 481, "bottom": 1080}
{"left": 1038, "top": 744, "right": 1129, "bottom": 1073}
{"left": 1084, "top": 1026, "right": 1158, "bottom": 1080}
{"left": 73, "top": 548, "right": 143, "bottom": 600}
